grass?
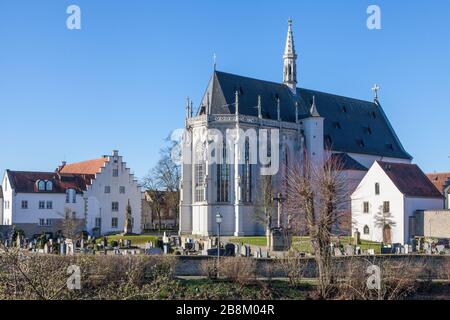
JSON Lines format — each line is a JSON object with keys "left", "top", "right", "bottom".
{"left": 97, "top": 234, "right": 159, "bottom": 246}
{"left": 229, "top": 236, "right": 382, "bottom": 254}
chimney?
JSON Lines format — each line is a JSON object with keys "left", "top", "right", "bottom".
{"left": 113, "top": 150, "right": 119, "bottom": 157}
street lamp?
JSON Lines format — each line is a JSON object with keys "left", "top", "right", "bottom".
{"left": 216, "top": 212, "right": 223, "bottom": 278}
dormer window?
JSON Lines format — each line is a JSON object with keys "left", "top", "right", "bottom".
{"left": 364, "top": 126, "right": 372, "bottom": 135}
{"left": 37, "top": 180, "right": 46, "bottom": 191}
{"left": 333, "top": 122, "right": 341, "bottom": 129}
{"left": 45, "top": 181, "right": 53, "bottom": 191}
{"left": 356, "top": 139, "right": 365, "bottom": 148}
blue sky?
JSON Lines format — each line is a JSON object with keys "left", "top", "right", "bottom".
{"left": 0, "top": 0, "right": 449, "bottom": 179}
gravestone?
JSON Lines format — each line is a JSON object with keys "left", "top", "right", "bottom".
{"left": 344, "top": 244, "right": 354, "bottom": 256}
{"left": 240, "top": 245, "right": 251, "bottom": 257}
{"left": 163, "top": 232, "right": 169, "bottom": 244}
{"left": 334, "top": 247, "right": 342, "bottom": 256}
{"left": 353, "top": 230, "right": 361, "bottom": 245}
{"left": 436, "top": 245, "right": 445, "bottom": 254}
{"left": 270, "top": 229, "right": 292, "bottom": 252}
{"left": 65, "top": 239, "right": 74, "bottom": 256}
{"left": 43, "top": 243, "right": 49, "bottom": 254}
{"left": 60, "top": 242, "right": 66, "bottom": 255}
{"left": 224, "top": 243, "right": 235, "bottom": 256}
{"left": 163, "top": 244, "right": 170, "bottom": 254}
{"left": 367, "top": 249, "right": 375, "bottom": 255}
{"left": 234, "top": 243, "right": 241, "bottom": 256}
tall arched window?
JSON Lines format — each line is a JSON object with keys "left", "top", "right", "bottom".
{"left": 241, "top": 139, "right": 252, "bottom": 203}
{"left": 194, "top": 142, "right": 206, "bottom": 202}
{"left": 283, "top": 145, "right": 289, "bottom": 198}
{"left": 217, "top": 143, "right": 229, "bottom": 203}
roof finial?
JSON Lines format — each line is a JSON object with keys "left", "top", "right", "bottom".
{"left": 310, "top": 96, "right": 320, "bottom": 117}
{"left": 283, "top": 18, "right": 298, "bottom": 93}
{"left": 372, "top": 84, "right": 380, "bottom": 101}
{"left": 186, "top": 96, "right": 190, "bottom": 119}
{"left": 277, "top": 97, "right": 281, "bottom": 121}
{"left": 213, "top": 53, "right": 217, "bottom": 71}
{"left": 235, "top": 91, "right": 239, "bottom": 116}
{"left": 257, "top": 95, "right": 262, "bottom": 119}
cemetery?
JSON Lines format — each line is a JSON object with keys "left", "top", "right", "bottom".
{"left": 1, "top": 217, "right": 449, "bottom": 301}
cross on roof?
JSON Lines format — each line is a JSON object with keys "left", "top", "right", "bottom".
{"left": 372, "top": 84, "right": 380, "bottom": 100}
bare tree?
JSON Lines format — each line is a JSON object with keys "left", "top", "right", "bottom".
{"left": 144, "top": 190, "right": 165, "bottom": 231}
{"left": 284, "top": 154, "right": 349, "bottom": 298}
{"left": 253, "top": 175, "right": 275, "bottom": 249}
{"left": 142, "top": 137, "right": 181, "bottom": 229}
{"left": 60, "top": 207, "right": 79, "bottom": 240}
{"left": 374, "top": 204, "right": 396, "bottom": 245}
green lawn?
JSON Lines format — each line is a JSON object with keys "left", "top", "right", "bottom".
{"left": 97, "top": 234, "right": 158, "bottom": 246}
{"left": 229, "top": 236, "right": 381, "bottom": 254}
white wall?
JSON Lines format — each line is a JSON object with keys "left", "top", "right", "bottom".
{"left": 10, "top": 193, "right": 83, "bottom": 225}
{"left": 351, "top": 162, "right": 405, "bottom": 244}
{"left": 0, "top": 189, "right": 3, "bottom": 225}
{"left": 2, "top": 173, "right": 13, "bottom": 225}
{"left": 404, "top": 197, "right": 444, "bottom": 243}
{"left": 84, "top": 152, "right": 142, "bottom": 235}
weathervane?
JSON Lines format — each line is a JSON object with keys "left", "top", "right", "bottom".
{"left": 372, "top": 84, "right": 380, "bottom": 100}
{"left": 213, "top": 53, "right": 217, "bottom": 71}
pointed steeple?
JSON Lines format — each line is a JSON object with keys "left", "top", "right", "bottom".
{"left": 283, "top": 18, "right": 298, "bottom": 93}
{"left": 309, "top": 96, "right": 321, "bottom": 117}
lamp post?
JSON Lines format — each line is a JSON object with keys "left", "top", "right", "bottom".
{"left": 216, "top": 212, "right": 223, "bottom": 278}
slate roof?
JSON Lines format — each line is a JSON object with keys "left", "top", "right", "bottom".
{"left": 59, "top": 157, "right": 108, "bottom": 175}
{"left": 330, "top": 153, "right": 368, "bottom": 171}
{"left": 6, "top": 170, "right": 93, "bottom": 194}
{"left": 377, "top": 161, "right": 443, "bottom": 198}
{"left": 426, "top": 173, "right": 450, "bottom": 195}
{"left": 199, "top": 71, "right": 412, "bottom": 160}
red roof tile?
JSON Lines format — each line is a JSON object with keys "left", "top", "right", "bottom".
{"left": 426, "top": 173, "right": 450, "bottom": 195}
{"left": 377, "top": 161, "right": 443, "bottom": 198}
{"left": 59, "top": 157, "right": 108, "bottom": 175}
{"left": 6, "top": 170, "right": 93, "bottom": 194}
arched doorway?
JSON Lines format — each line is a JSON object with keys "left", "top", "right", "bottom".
{"left": 383, "top": 224, "right": 392, "bottom": 244}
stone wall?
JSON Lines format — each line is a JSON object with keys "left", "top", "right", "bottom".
{"left": 174, "top": 255, "right": 450, "bottom": 279}
{"left": 413, "top": 210, "right": 450, "bottom": 239}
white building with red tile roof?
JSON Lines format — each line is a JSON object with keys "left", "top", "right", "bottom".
{"left": 351, "top": 161, "right": 444, "bottom": 245}
{"left": 426, "top": 172, "right": 450, "bottom": 209}
{"left": 1, "top": 150, "right": 142, "bottom": 238}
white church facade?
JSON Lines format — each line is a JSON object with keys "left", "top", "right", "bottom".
{"left": 179, "top": 20, "right": 413, "bottom": 237}
{"left": 1, "top": 150, "right": 142, "bottom": 237}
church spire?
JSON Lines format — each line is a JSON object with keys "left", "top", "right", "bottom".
{"left": 283, "top": 18, "right": 298, "bottom": 94}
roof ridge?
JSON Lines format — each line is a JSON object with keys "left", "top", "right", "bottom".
{"left": 215, "top": 70, "right": 376, "bottom": 105}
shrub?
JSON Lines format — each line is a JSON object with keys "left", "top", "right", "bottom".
{"left": 218, "top": 257, "right": 256, "bottom": 286}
